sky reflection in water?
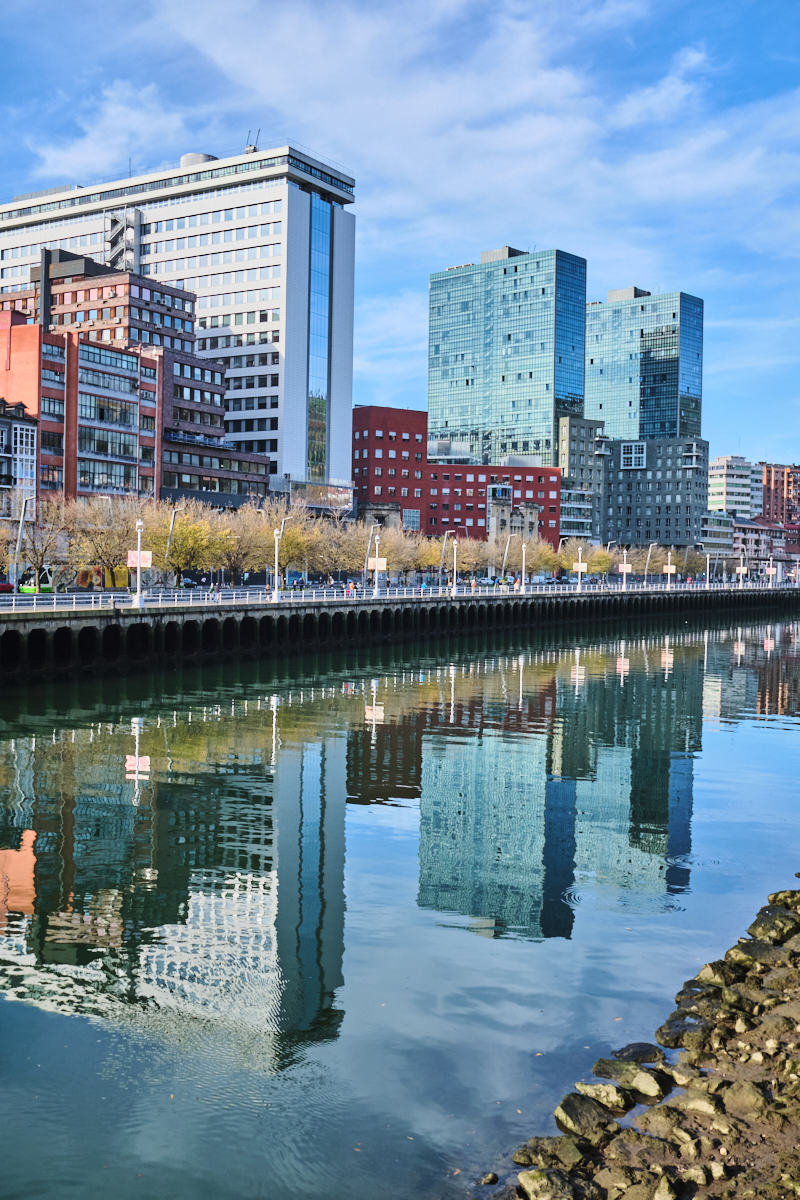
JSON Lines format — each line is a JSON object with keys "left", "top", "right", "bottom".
{"left": 0, "top": 618, "right": 798, "bottom": 1200}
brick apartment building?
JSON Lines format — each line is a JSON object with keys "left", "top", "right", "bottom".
{"left": 760, "top": 462, "right": 800, "bottom": 525}
{"left": 0, "top": 250, "right": 270, "bottom": 506}
{"left": 352, "top": 405, "right": 561, "bottom": 547}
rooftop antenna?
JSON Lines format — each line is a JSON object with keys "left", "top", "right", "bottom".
{"left": 254, "top": 127, "right": 260, "bottom": 149}
{"left": 245, "top": 130, "right": 251, "bottom": 151}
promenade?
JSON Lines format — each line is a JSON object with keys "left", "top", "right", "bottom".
{"left": 0, "top": 579, "right": 796, "bottom": 680}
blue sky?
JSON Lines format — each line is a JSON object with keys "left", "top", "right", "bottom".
{"left": 1, "top": 0, "right": 799, "bottom": 463}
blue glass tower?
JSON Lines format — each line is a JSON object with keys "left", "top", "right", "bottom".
{"left": 584, "top": 288, "right": 703, "bottom": 440}
{"left": 427, "top": 246, "right": 586, "bottom": 467}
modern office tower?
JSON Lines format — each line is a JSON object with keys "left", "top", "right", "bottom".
{"left": 427, "top": 246, "right": 587, "bottom": 468}
{"left": 557, "top": 414, "right": 608, "bottom": 540}
{"left": 603, "top": 435, "right": 709, "bottom": 547}
{"left": 585, "top": 287, "right": 703, "bottom": 441}
{"left": 708, "top": 455, "right": 763, "bottom": 518}
{"left": 0, "top": 145, "right": 355, "bottom": 490}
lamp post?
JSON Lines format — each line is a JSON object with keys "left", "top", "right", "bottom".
{"left": 451, "top": 538, "right": 458, "bottom": 598}
{"left": 521, "top": 542, "right": 527, "bottom": 594}
{"left": 272, "top": 511, "right": 296, "bottom": 602}
{"left": 11, "top": 494, "right": 33, "bottom": 591}
{"left": 362, "top": 522, "right": 378, "bottom": 591}
{"left": 132, "top": 518, "right": 144, "bottom": 608}
{"left": 373, "top": 534, "right": 381, "bottom": 598}
{"left": 438, "top": 529, "right": 451, "bottom": 591}
{"left": 706, "top": 553, "right": 710, "bottom": 591}
{"left": 618, "top": 547, "right": 630, "bottom": 592}
{"left": 643, "top": 541, "right": 657, "bottom": 589}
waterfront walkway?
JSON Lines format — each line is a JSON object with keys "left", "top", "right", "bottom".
{"left": 0, "top": 580, "right": 796, "bottom": 680}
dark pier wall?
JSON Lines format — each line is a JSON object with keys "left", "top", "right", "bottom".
{"left": 0, "top": 588, "right": 796, "bottom": 683}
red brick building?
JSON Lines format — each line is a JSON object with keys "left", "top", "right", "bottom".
{"left": 0, "top": 252, "right": 269, "bottom": 506}
{"left": 352, "top": 405, "right": 560, "bottom": 547}
{"left": 760, "top": 462, "right": 800, "bottom": 526}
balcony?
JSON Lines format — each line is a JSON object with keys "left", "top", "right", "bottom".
{"left": 164, "top": 428, "right": 237, "bottom": 450}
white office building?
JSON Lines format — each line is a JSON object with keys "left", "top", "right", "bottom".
{"left": 708, "top": 455, "right": 763, "bottom": 519}
{"left": 0, "top": 144, "right": 356, "bottom": 492}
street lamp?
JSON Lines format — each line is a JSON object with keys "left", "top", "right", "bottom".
{"left": 438, "top": 529, "right": 451, "bottom": 591}
{"left": 643, "top": 542, "right": 658, "bottom": 588}
{"left": 11, "top": 494, "right": 33, "bottom": 591}
{"left": 133, "top": 518, "right": 144, "bottom": 608}
{"left": 451, "top": 537, "right": 458, "bottom": 598}
{"left": 521, "top": 542, "right": 527, "bottom": 595}
{"left": 362, "top": 522, "right": 378, "bottom": 591}
{"left": 272, "top": 511, "right": 296, "bottom": 603}
{"left": 373, "top": 533, "right": 381, "bottom": 598}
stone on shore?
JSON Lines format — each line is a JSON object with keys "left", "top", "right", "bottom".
{"left": 517, "top": 1167, "right": 575, "bottom": 1200}
{"left": 725, "top": 939, "right": 795, "bottom": 969}
{"left": 611, "top": 1042, "right": 665, "bottom": 1063}
{"left": 768, "top": 889, "right": 800, "bottom": 910}
{"left": 696, "top": 959, "right": 745, "bottom": 987}
{"left": 747, "top": 905, "right": 800, "bottom": 945}
{"left": 553, "top": 1092, "right": 617, "bottom": 1138}
{"left": 723, "top": 1078, "right": 766, "bottom": 1116}
{"left": 479, "top": 1172, "right": 499, "bottom": 1185}
{"left": 591, "top": 1059, "right": 666, "bottom": 1096}
{"left": 575, "top": 1081, "right": 632, "bottom": 1110}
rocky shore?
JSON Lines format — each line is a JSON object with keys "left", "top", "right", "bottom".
{"left": 474, "top": 887, "right": 800, "bottom": 1200}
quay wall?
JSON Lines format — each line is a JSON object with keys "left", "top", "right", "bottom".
{"left": 0, "top": 587, "right": 796, "bottom": 682}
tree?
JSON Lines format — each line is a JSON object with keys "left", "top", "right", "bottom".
{"left": 19, "top": 498, "right": 67, "bottom": 592}
{"left": 588, "top": 547, "right": 613, "bottom": 577}
{"left": 528, "top": 538, "right": 558, "bottom": 575}
{"left": 558, "top": 537, "right": 590, "bottom": 573}
{"left": 68, "top": 496, "right": 143, "bottom": 588}
{"left": 144, "top": 499, "right": 215, "bottom": 584}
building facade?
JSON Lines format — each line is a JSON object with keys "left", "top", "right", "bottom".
{"left": 427, "top": 246, "right": 586, "bottom": 468}
{"left": 708, "top": 455, "right": 763, "bottom": 519}
{"left": 760, "top": 462, "right": 800, "bottom": 526}
{"left": 584, "top": 287, "right": 703, "bottom": 442}
{"left": 0, "top": 144, "right": 355, "bottom": 488}
{"left": 557, "top": 414, "right": 608, "bottom": 541}
{"left": 1, "top": 301, "right": 268, "bottom": 506}
{"left": 352, "top": 404, "right": 560, "bottom": 545}
{"left": 603, "top": 436, "right": 709, "bottom": 548}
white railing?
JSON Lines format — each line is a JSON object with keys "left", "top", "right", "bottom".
{"left": 0, "top": 579, "right": 796, "bottom": 614}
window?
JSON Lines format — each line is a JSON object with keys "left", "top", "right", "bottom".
{"left": 402, "top": 509, "right": 420, "bottom": 531}
{"left": 41, "top": 431, "right": 63, "bottom": 452}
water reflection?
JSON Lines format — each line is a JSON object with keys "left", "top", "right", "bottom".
{"left": 0, "top": 618, "right": 798, "bottom": 1058}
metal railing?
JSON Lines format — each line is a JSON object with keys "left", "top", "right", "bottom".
{"left": 0, "top": 578, "right": 796, "bottom": 614}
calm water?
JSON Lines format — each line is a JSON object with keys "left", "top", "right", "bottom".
{"left": 1, "top": 617, "right": 799, "bottom": 1199}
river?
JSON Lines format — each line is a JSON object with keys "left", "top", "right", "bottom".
{"left": 0, "top": 616, "right": 798, "bottom": 1199}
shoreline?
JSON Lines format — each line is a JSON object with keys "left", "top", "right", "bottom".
{"left": 471, "top": 884, "right": 800, "bottom": 1200}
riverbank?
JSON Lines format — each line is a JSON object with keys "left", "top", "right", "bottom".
{"left": 474, "top": 886, "right": 800, "bottom": 1200}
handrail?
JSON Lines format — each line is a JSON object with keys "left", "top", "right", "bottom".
{"left": 0, "top": 579, "right": 796, "bottom": 614}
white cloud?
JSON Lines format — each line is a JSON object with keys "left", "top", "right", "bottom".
{"left": 29, "top": 81, "right": 188, "bottom": 182}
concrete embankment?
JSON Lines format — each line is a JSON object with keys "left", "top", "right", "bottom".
{"left": 0, "top": 585, "right": 796, "bottom": 682}
{"left": 474, "top": 888, "right": 800, "bottom": 1200}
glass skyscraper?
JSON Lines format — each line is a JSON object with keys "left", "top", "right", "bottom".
{"left": 584, "top": 287, "right": 703, "bottom": 440}
{"left": 427, "top": 246, "right": 586, "bottom": 467}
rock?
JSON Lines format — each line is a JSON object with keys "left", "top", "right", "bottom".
{"left": 672, "top": 1090, "right": 722, "bottom": 1115}
{"left": 652, "top": 1176, "right": 676, "bottom": 1200}
{"left": 594, "top": 1167, "right": 636, "bottom": 1191}
{"left": 765, "top": 998, "right": 800, "bottom": 1023}
{"left": 592, "top": 1059, "right": 666, "bottom": 1096}
{"left": 514, "top": 1146, "right": 535, "bottom": 1165}
{"left": 725, "top": 940, "right": 794, "bottom": 969}
{"left": 480, "top": 1172, "right": 500, "bottom": 1185}
{"left": 634, "top": 1107, "right": 680, "bottom": 1139}
{"left": 768, "top": 890, "right": 800, "bottom": 910}
{"left": 681, "top": 1165, "right": 709, "bottom": 1186}
{"left": 575, "top": 1082, "right": 632, "bottom": 1110}
{"left": 554, "top": 1093, "right": 614, "bottom": 1137}
{"left": 709, "top": 1161, "right": 729, "bottom": 1180}
{"left": 611, "top": 1042, "right": 666, "bottom": 1064}
{"left": 654, "top": 1011, "right": 711, "bottom": 1050}
{"left": 723, "top": 1079, "right": 766, "bottom": 1116}
{"left": 517, "top": 1168, "right": 575, "bottom": 1200}
{"left": 624, "top": 1184, "right": 655, "bottom": 1200}
{"left": 747, "top": 905, "right": 800, "bottom": 945}
{"left": 696, "top": 960, "right": 745, "bottom": 987}
{"left": 660, "top": 1062, "right": 702, "bottom": 1087}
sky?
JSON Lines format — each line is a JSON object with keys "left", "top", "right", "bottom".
{"left": 1, "top": 0, "right": 799, "bottom": 463}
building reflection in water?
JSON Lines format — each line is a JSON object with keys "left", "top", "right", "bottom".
{"left": 0, "top": 620, "right": 796, "bottom": 1036}
{"left": 0, "top": 700, "right": 346, "bottom": 1070}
